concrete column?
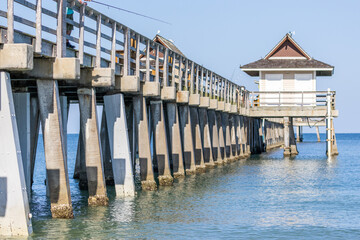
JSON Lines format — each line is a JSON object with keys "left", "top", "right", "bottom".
{"left": 216, "top": 112, "right": 226, "bottom": 161}
{"left": 190, "top": 107, "right": 206, "bottom": 172}
{"left": 74, "top": 127, "right": 88, "bottom": 190}
{"left": 198, "top": 108, "right": 215, "bottom": 167}
{"left": 0, "top": 72, "right": 32, "bottom": 236}
{"left": 13, "top": 93, "right": 31, "bottom": 199}
{"left": 166, "top": 103, "right": 185, "bottom": 178}
{"left": 37, "top": 80, "right": 73, "bottom": 218}
{"left": 237, "top": 116, "right": 245, "bottom": 158}
{"left": 29, "top": 97, "right": 40, "bottom": 189}
{"left": 78, "top": 88, "right": 108, "bottom": 206}
{"left": 229, "top": 114, "right": 237, "bottom": 161}
{"left": 245, "top": 117, "right": 251, "bottom": 156}
{"left": 239, "top": 116, "right": 246, "bottom": 157}
{"left": 296, "top": 126, "right": 301, "bottom": 142}
{"left": 104, "top": 94, "right": 136, "bottom": 196}
{"left": 208, "top": 110, "right": 223, "bottom": 164}
{"left": 100, "top": 108, "right": 114, "bottom": 185}
{"left": 222, "top": 113, "right": 232, "bottom": 162}
{"left": 316, "top": 126, "right": 321, "bottom": 142}
{"left": 289, "top": 118, "right": 298, "bottom": 155}
{"left": 331, "top": 119, "right": 339, "bottom": 156}
{"left": 150, "top": 101, "right": 174, "bottom": 185}
{"left": 283, "top": 117, "right": 291, "bottom": 156}
{"left": 178, "top": 105, "right": 196, "bottom": 174}
{"left": 133, "top": 96, "right": 157, "bottom": 190}
{"left": 234, "top": 115, "right": 242, "bottom": 158}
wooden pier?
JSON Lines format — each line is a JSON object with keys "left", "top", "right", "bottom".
{"left": 0, "top": 0, "right": 338, "bottom": 236}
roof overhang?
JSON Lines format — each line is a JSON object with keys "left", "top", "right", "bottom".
{"left": 241, "top": 68, "right": 334, "bottom": 77}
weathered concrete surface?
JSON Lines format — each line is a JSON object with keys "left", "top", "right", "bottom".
{"left": 190, "top": 107, "right": 206, "bottom": 172}
{"left": 209, "top": 99, "right": 218, "bottom": 110}
{"left": 116, "top": 75, "right": 140, "bottom": 93}
{"left": 78, "top": 88, "right": 108, "bottom": 206}
{"left": 208, "top": 110, "right": 223, "bottom": 164}
{"left": 198, "top": 108, "right": 215, "bottom": 167}
{"left": 222, "top": 113, "right": 233, "bottom": 162}
{"left": 215, "top": 111, "right": 226, "bottom": 162}
{"left": 166, "top": 103, "right": 185, "bottom": 178}
{"left": 80, "top": 68, "right": 114, "bottom": 87}
{"left": 133, "top": 96, "right": 157, "bottom": 190}
{"left": 161, "top": 86, "right": 176, "bottom": 101}
{"left": 99, "top": 108, "right": 114, "bottom": 186}
{"left": 199, "top": 97, "right": 210, "bottom": 108}
{"left": 224, "top": 103, "right": 231, "bottom": 113}
{"left": 150, "top": 101, "right": 174, "bottom": 186}
{"left": 283, "top": 117, "right": 291, "bottom": 156}
{"left": 178, "top": 105, "right": 196, "bottom": 174}
{"left": 0, "top": 72, "right": 32, "bottom": 236}
{"left": 0, "top": 44, "right": 33, "bottom": 71}
{"left": 189, "top": 94, "right": 200, "bottom": 106}
{"left": 250, "top": 106, "right": 339, "bottom": 118}
{"left": 217, "top": 101, "right": 225, "bottom": 112}
{"left": 142, "top": 81, "right": 160, "bottom": 97}
{"left": 176, "top": 91, "right": 189, "bottom": 104}
{"left": 29, "top": 97, "right": 40, "bottom": 188}
{"left": 13, "top": 93, "right": 31, "bottom": 198}
{"left": 330, "top": 119, "right": 339, "bottom": 156}
{"left": 229, "top": 115, "right": 237, "bottom": 160}
{"left": 231, "top": 104, "right": 238, "bottom": 113}
{"left": 37, "top": 80, "right": 73, "bottom": 218}
{"left": 104, "top": 94, "right": 136, "bottom": 196}
{"left": 289, "top": 118, "right": 298, "bottom": 155}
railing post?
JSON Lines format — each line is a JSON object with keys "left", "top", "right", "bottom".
{"left": 327, "top": 88, "right": 332, "bottom": 156}
{"left": 110, "top": 22, "right": 117, "bottom": 70}
{"left": 190, "top": 61, "right": 194, "bottom": 93}
{"left": 205, "top": 69, "right": 209, "bottom": 97}
{"left": 171, "top": 52, "right": 176, "bottom": 86}
{"left": 56, "top": 0, "right": 66, "bottom": 57}
{"left": 135, "top": 34, "right": 140, "bottom": 78}
{"left": 184, "top": 59, "right": 188, "bottom": 91}
{"left": 145, "top": 40, "right": 150, "bottom": 81}
{"left": 195, "top": 65, "right": 199, "bottom": 93}
{"left": 79, "top": 3, "right": 85, "bottom": 65}
{"left": 7, "top": 0, "right": 14, "bottom": 43}
{"left": 35, "top": 0, "right": 42, "bottom": 53}
{"left": 95, "top": 14, "right": 102, "bottom": 68}
{"left": 123, "top": 27, "right": 130, "bottom": 76}
{"left": 178, "top": 56, "right": 183, "bottom": 91}
{"left": 163, "top": 48, "right": 169, "bottom": 86}
{"left": 155, "top": 44, "right": 159, "bottom": 83}
{"left": 209, "top": 71, "right": 213, "bottom": 99}
{"left": 200, "top": 67, "right": 204, "bottom": 96}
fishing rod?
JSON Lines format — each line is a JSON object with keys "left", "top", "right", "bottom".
{"left": 89, "top": 0, "right": 172, "bottom": 25}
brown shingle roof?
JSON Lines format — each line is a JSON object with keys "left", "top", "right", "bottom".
{"left": 241, "top": 58, "right": 334, "bottom": 70}
{"left": 154, "top": 35, "right": 185, "bottom": 57}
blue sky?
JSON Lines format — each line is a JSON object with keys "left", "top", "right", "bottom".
{"left": 1, "top": 0, "right": 358, "bottom": 133}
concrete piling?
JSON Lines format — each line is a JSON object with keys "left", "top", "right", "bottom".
{"left": 29, "top": 96, "right": 40, "bottom": 189}
{"left": 179, "top": 105, "right": 196, "bottom": 174}
{"left": 316, "top": 126, "right": 321, "bottom": 142}
{"left": 133, "top": 96, "right": 157, "bottom": 191}
{"left": 190, "top": 107, "right": 206, "bottom": 172}
{"left": 229, "top": 114, "right": 237, "bottom": 161}
{"left": 104, "top": 94, "right": 136, "bottom": 196}
{"left": 166, "top": 103, "right": 185, "bottom": 178}
{"left": 208, "top": 110, "right": 223, "bottom": 165}
{"left": 289, "top": 118, "right": 298, "bottom": 155}
{"left": 150, "top": 101, "right": 174, "bottom": 186}
{"left": 198, "top": 108, "right": 215, "bottom": 168}
{"left": 99, "top": 108, "right": 114, "bottom": 186}
{"left": 216, "top": 111, "right": 226, "bottom": 162}
{"left": 37, "top": 80, "right": 73, "bottom": 218}
{"left": 78, "top": 88, "right": 108, "bottom": 206}
{"left": 0, "top": 72, "right": 33, "bottom": 236}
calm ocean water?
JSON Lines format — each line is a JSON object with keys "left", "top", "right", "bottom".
{"left": 25, "top": 133, "right": 360, "bottom": 239}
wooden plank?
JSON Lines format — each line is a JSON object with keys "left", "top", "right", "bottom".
{"left": 7, "top": 0, "right": 14, "bottom": 43}
{"left": 95, "top": 14, "right": 102, "bottom": 68}
{"left": 78, "top": 3, "right": 85, "bottom": 65}
{"left": 35, "top": 0, "right": 42, "bottom": 53}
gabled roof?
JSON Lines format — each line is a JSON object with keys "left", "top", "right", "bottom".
{"left": 241, "top": 33, "right": 334, "bottom": 77}
{"left": 153, "top": 35, "right": 186, "bottom": 57}
{"left": 264, "top": 33, "right": 311, "bottom": 60}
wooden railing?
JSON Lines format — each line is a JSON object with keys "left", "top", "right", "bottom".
{"left": 249, "top": 91, "right": 336, "bottom": 110}
{"left": 0, "top": 0, "right": 245, "bottom": 106}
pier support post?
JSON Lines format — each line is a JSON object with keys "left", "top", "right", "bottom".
{"left": 133, "top": 96, "right": 157, "bottom": 190}
{"left": 100, "top": 108, "right": 114, "bottom": 185}
{"left": 74, "top": 127, "right": 88, "bottom": 189}
{"left": 78, "top": 88, "right": 108, "bottom": 206}
{"left": 222, "top": 113, "right": 232, "bottom": 162}
{"left": 330, "top": 119, "right": 339, "bottom": 156}
{"left": 283, "top": 117, "right": 291, "bottom": 157}
{"left": 229, "top": 114, "right": 237, "bottom": 161}
{"left": 289, "top": 118, "right": 298, "bottom": 155}
{"left": 150, "top": 101, "right": 174, "bottom": 185}
{"left": 245, "top": 117, "right": 251, "bottom": 157}
{"left": 13, "top": 93, "right": 31, "bottom": 199}
{"left": 199, "top": 108, "right": 215, "bottom": 167}
{"left": 29, "top": 96, "right": 40, "bottom": 189}
{"left": 37, "top": 80, "right": 73, "bottom": 218}
{"left": 316, "top": 126, "right": 321, "bottom": 142}
{"left": 216, "top": 112, "right": 226, "bottom": 161}
{"left": 208, "top": 110, "right": 223, "bottom": 164}
{"left": 104, "top": 94, "right": 136, "bottom": 196}
{"left": 0, "top": 72, "right": 32, "bottom": 236}
{"left": 166, "top": 103, "right": 185, "bottom": 177}
{"left": 190, "top": 107, "right": 206, "bottom": 172}
{"left": 179, "top": 105, "right": 196, "bottom": 174}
